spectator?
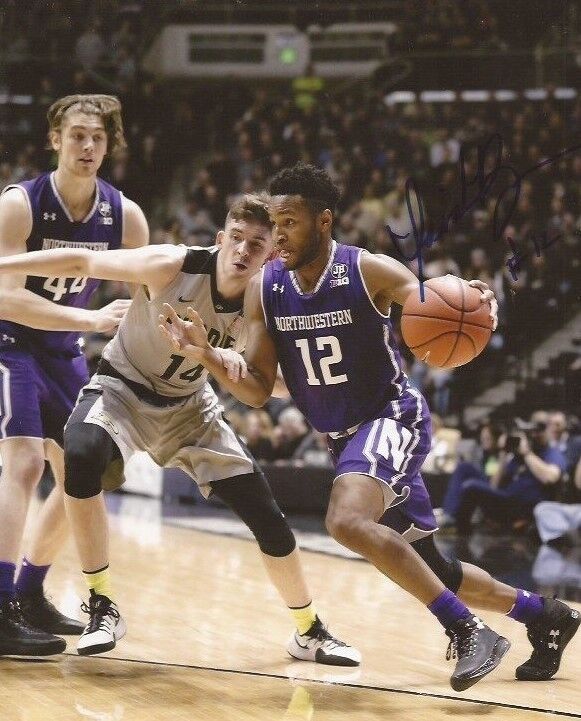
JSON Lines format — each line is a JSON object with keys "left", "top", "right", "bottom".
{"left": 534, "top": 453, "right": 581, "bottom": 546}
{"left": 292, "top": 431, "right": 333, "bottom": 469}
{"left": 176, "top": 196, "right": 218, "bottom": 247}
{"left": 422, "top": 413, "right": 461, "bottom": 476}
{"left": 548, "top": 411, "right": 581, "bottom": 474}
{"left": 272, "top": 407, "right": 310, "bottom": 461}
{"left": 75, "top": 20, "right": 107, "bottom": 71}
{"left": 436, "top": 422, "right": 502, "bottom": 527}
{"left": 454, "top": 418, "right": 566, "bottom": 534}
{"left": 241, "top": 410, "right": 275, "bottom": 463}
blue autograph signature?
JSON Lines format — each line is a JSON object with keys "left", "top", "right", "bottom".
{"left": 386, "top": 134, "right": 581, "bottom": 299}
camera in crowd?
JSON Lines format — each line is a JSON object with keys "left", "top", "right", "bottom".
{"left": 505, "top": 418, "right": 547, "bottom": 456}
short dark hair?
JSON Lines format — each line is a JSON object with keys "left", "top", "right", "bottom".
{"left": 226, "top": 193, "right": 273, "bottom": 228}
{"left": 268, "top": 162, "right": 340, "bottom": 213}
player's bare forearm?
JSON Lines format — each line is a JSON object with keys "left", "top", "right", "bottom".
{"left": 197, "top": 346, "right": 272, "bottom": 407}
{"left": 0, "top": 245, "right": 184, "bottom": 289}
{"left": 0, "top": 247, "right": 91, "bottom": 278}
{"left": 0, "top": 287, "right": 95, "bottom": 331}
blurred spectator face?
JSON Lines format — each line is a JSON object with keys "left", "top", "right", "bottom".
{"left": 244, "top": 411, "right": 266, "bottom": 443}
{"left": 470, "top": 247, "right": 488, "bottom": 270}
{"left": 277, "top": 407, "right": 307, "bottom": 440}
{"left": 51, "top": 111, "right": 108, "bottom": 177}
{"left": 530, "top": 423, "right": 549, "bottom": 450}
{"left": 548, "top": 412, "right": 567, "bottom": 441}
{"left": 472, "top": 210, "right": 488, "bottom": 230}
{"left": 216, "top": 216, "right": 274, "bottom": 283}
{"left": 479, "top": 425, "right": 497, "bottom": 451}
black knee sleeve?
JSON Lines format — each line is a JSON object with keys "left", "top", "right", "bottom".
{"left": 412, "top": 535, "right": 463, "bottom": 594}
{"left": 211, "top": 472, "right": 297, "bottom": 557}
{"left": 64, "top": 421, "right": 121, "bottom": 499}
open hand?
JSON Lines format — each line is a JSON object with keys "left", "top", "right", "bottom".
{"left": 93, "top": 299, "right": 132, "bottom": 333}
{"left": 158, "top": 303, "right": 209, "bottom": 358}
{"left": 468, "top": 279, "right": 498, "bottom": 331}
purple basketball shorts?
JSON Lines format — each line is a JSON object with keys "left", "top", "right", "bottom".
{"left": 328, "top": 388, "right": 438, "bottom": 538}
{"left": 0, "top": 347, "right": 89, "bottom": 446}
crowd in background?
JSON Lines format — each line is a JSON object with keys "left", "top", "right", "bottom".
{"left": 0, "top": 1, "right": 580, "bottom": 541}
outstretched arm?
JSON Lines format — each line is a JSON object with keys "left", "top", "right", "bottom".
{"left": 361, "top": 252, "right": 498, "bottom": 330}
{"left": 0, "top": 188, "right": 128, "bottom": 332}
{"left": 158, "top": 274, "right": 279, "bottom": 407}
{"left": 0, "top": 238, "right": 187, "bottom": 296}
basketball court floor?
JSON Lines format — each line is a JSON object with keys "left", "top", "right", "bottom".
{"left": 3, "top": 494, "right": 580, "bottom": 721}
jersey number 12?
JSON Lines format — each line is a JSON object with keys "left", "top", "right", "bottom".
{"left": 295, "top": 335, "right": 348, "bottom": 386}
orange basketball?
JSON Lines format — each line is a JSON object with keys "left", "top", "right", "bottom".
{"left": 401, "top": 276, "right": 493, "bottom": 369}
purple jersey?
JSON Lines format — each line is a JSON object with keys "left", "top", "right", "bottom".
{"left": 262, "top": 242, "right": 410, "bottom": 434}
{"left": 0, "top": 171, "right": 123, "bottom": 354}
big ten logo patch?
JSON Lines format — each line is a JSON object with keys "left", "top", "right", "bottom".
{"left": 330, "top": 262, "right": 349, "bottom": 287}
{"left": 98, "top": 201, "right": 113, "bottom": 225}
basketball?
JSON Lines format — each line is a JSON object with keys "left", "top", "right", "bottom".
{"left": 401, "top": 276, "right": 493, "bottom": 369}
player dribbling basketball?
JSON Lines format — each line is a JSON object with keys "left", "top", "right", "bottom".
{"left": 162, "top": 163, "right": 579, "bottom": 688}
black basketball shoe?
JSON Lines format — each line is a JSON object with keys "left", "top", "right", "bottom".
{"left": 0, "top": 598, "right": 66, "bottom": 657}
{"left": 18, "top": 590, "right": 85, "bottom": 635}
{"left": 446, "top": 615, "right": 510, "bottom": 692}
{"left": 515, "top": 598, "right": 580, "bottom": 681}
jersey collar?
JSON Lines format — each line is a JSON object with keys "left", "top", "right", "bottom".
{"left": 289, "top": 240, "right": 337, "bottom": 296}
{"left": 50, "top": 172, "right": 100, "bottom": 223}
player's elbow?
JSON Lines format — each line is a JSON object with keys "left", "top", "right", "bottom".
{"left": 246, "top": 391, "right": 269, "bottom": 408}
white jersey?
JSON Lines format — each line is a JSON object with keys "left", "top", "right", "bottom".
{"left": 102, "top": 246, "right": 246, "bottom": 396}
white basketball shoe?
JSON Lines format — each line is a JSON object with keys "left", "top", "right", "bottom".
{"left": 287, "top": 616, "right": 361, "bottom": 666}
{"left": 77, "top": 591, "right": 127, "bottom": 656}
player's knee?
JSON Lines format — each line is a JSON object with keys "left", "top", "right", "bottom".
{"left": 211, "top": 472, "right": 296, "bottom": 557}
{"left": 325, "top": 509, "right": 365, "bottom": 545}
{"left": 64, "top": 424, "right": 110, "bottom": 499}
{"left": 254, "top": 507, "right": 296, "bottom": 557}
{"left": 3, "top": 452, "right": 45, "bottom": 491}
{"left": 412, "top": 535, "right": 463, "bottom": 593}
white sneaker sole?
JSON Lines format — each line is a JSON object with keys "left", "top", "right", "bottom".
{"left": 287, "top": 635, "right": 361, "bottom": 666}
{"left": 77, "top": 617, "right": 127, "bottom": 657}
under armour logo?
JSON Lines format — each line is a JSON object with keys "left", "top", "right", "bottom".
{"left": 43, "top": 212, "right": 56, "bottom": 221}
{"left": 548, "top": 629, "right": 560, "bottom": 650}
{"left": 272, "top": 283, "right": 284, "bottom": 293}
{"left": 472, "top": 616, "right": 485, "bottom": 629}
{"left": 1, "top": 334, "right": 15, "bottom": 344}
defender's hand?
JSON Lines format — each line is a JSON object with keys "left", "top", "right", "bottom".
{"left": 468, "top": 279, "right": 498, "bottom": 331}
{"left": 92, "top": 299, "right": 131, "bottom": 333}
{"left": 158, "top": 303, "right": 210, "bottom": 358}
{"left": 216, "top": 348, "right": 248, "bottom": 382}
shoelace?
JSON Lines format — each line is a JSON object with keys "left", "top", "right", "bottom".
{"left": 80, "top": 599, "right": 120, "bottom": 634}
{"left": 0, "top": 600, "right": 35, "bottom": 630}
{"left": 306, "top": 622, "right": 347, "bottom": 650}
{"left": 446, "top": 625, "right": 478, "bottom": 661}
{"left": 4, "top": 600, "right": 27, "bottom": 625}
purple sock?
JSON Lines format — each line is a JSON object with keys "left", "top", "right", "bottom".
{"left": 507, "top": 589, "right": 544, "bottom": 624}
{"left": 428, "top": 589, "right": 472, "bottom": 629}
{"left": 0, "top": 561, "right": 16, "bottom": 603}
{"left": 15, "top": 558, "right": 50, "bottom": 596}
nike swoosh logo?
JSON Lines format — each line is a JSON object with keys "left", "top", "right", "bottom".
{"left": 178, "top": 296, "right": 196, "bottom": 303}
